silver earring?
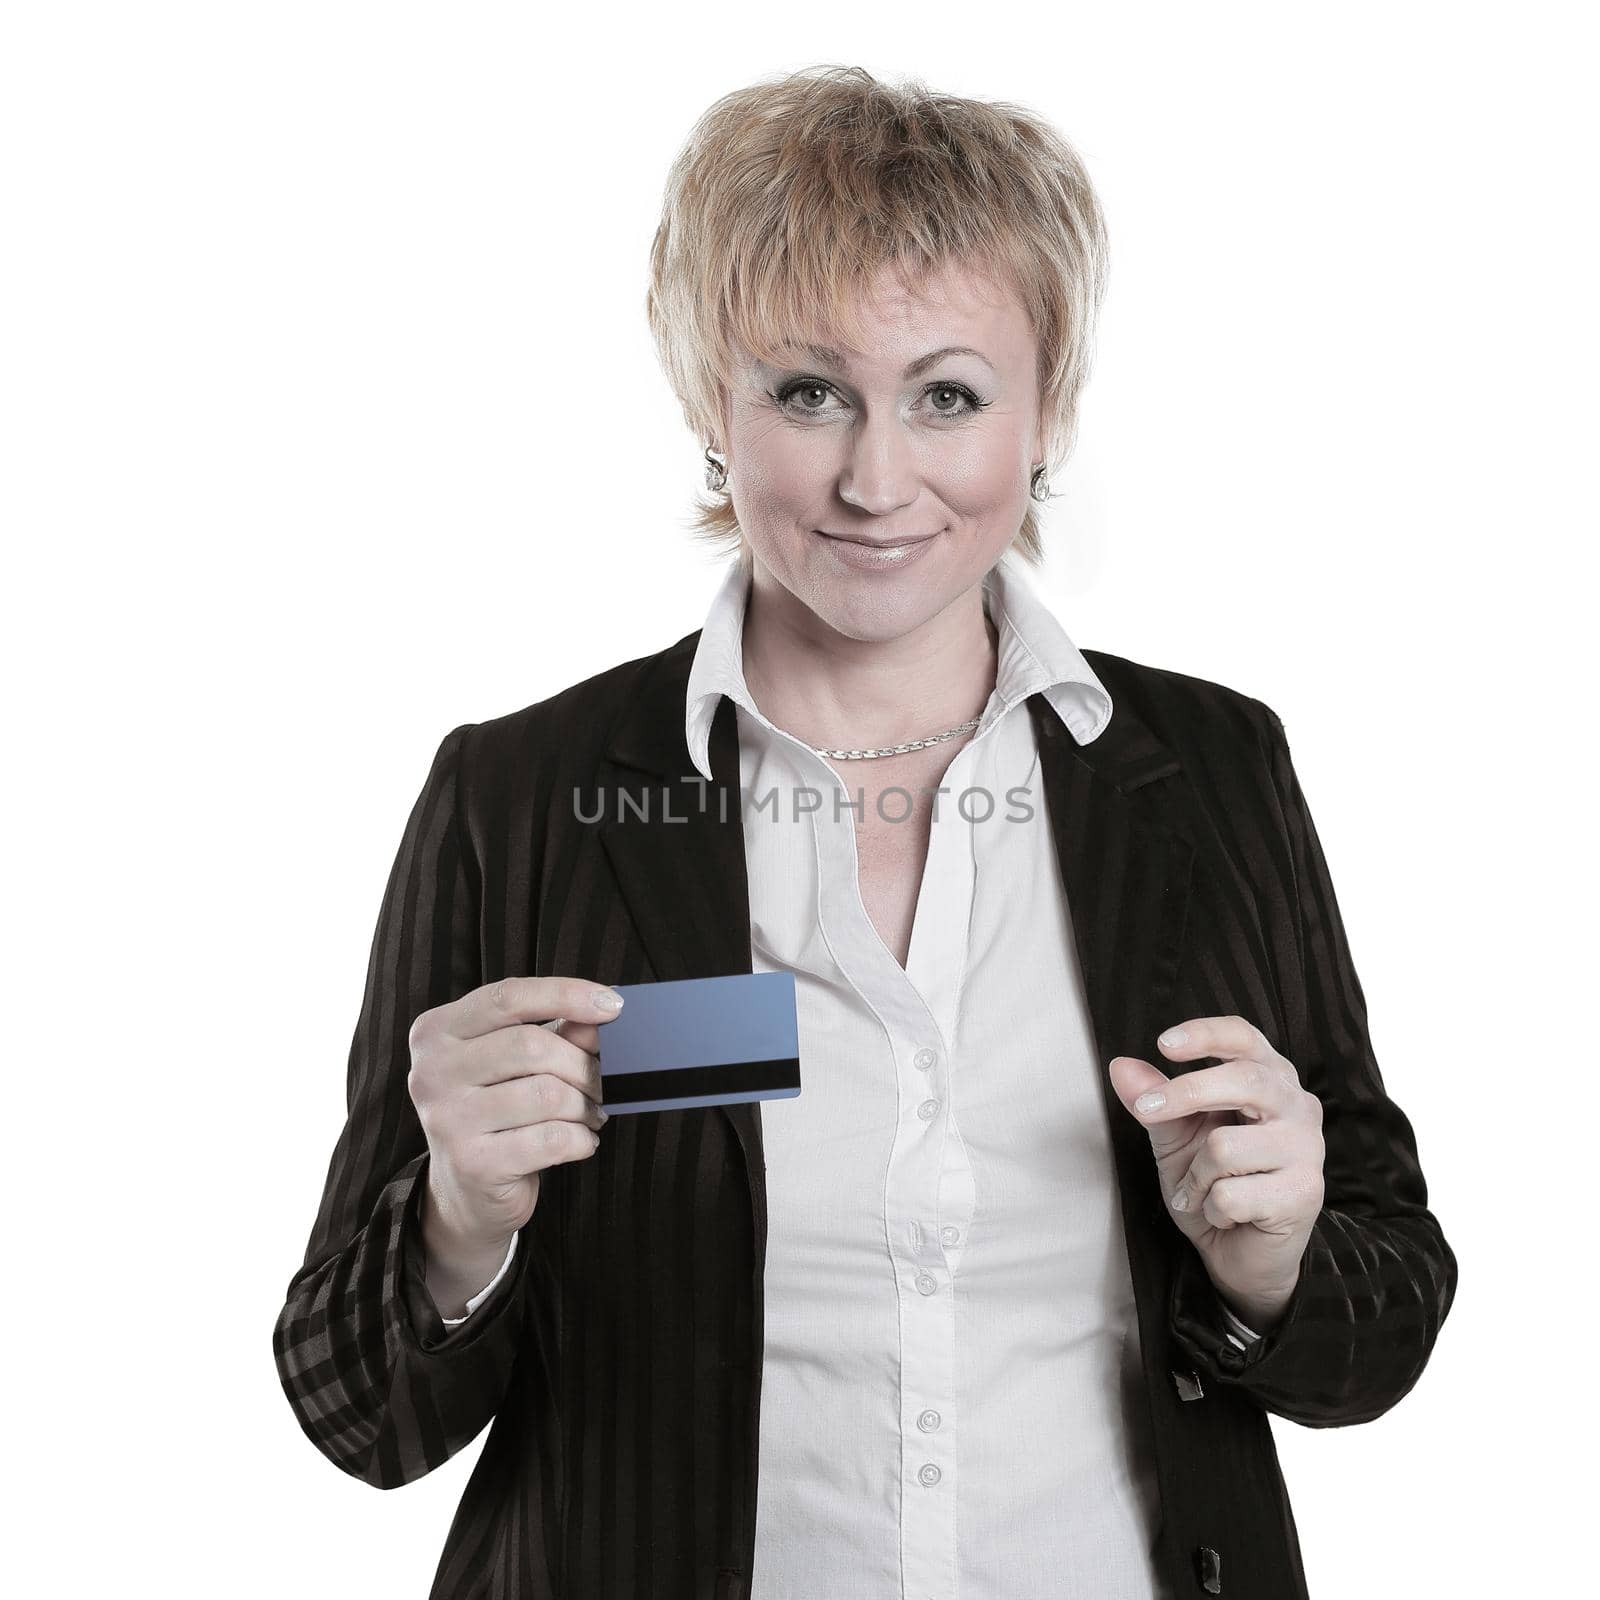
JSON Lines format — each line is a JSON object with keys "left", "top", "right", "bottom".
{"left": 704, "top": 446, "right": 729, "bottom": 493}
{"left": 1029, "top": 463, "right": 1052, "bottom": 503}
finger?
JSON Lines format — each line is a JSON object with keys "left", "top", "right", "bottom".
{"left": 471, "top": 1071, "right": 607, "bottom": 1135}
{"left": 471, "top": 1020, "right": 604, "bottom": 1101}
{"left": 490, "top": 1116, "right": 603, "bottom": 1178}
{"left": 1155, "top": 1014, "right": 1290, "bottom": 1073}
{"left": 1195, "top": 1171, "right": 1318, "bottom": 1233}
{"left": 1132, "top": 1057, "right": 1298, "bottom": 1127}
{"left": 550, "top": 1015, "right": 602, "bottom": 1055}
{"left": 441, "top": 975, "right": 624, "bottom": 1042}
{"left": 1108, "top": 1057, "right": 1194, "bottom": 1160}
{"left": 1167, "top": 1122, "right": 1296, "bottom": 1215}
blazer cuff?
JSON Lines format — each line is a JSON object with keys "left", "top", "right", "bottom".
{"left": 1168, "top": 1239, "right": 1313, "bottom": 1380}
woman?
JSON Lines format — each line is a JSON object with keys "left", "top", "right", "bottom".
{"left": 273, "top": 65, "right": 1456, "bottom": 1600}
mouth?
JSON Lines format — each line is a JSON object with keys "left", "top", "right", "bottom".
{"left": 815, "top": 531, "right": 939, "bottom": 549}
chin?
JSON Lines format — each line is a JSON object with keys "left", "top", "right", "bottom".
{"left": 801, "top": 571, "right": 959, "bottom": 641}
{"left": 753, "top": 527, "right": 991, "bottom": 636}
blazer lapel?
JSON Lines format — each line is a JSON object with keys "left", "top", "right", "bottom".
{"left": 595, "top": 641, "right": 765, "bottom": 1232}
{"left": 1026, "top": 689, "right": 1196, "bottom": 1315}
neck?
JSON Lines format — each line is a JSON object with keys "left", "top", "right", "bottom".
{"left": 740, "top": 558, "right": 1000, "bottom": 753}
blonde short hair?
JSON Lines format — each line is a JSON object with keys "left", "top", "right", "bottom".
{"left": 645, "top": 63, "right": 1109, "bottom": 568}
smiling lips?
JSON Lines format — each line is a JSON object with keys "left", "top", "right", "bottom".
{"left": 813, "top": 529, "right": 942, "bottom": 571}
{"left": 817, "top": 531, "right": 937, "bottom": 547}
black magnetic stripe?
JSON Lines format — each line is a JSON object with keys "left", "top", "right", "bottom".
{"left": 601, "top": 1056, "right": 800, "bottom": 1106}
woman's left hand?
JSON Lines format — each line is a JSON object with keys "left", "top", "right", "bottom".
{"left": 1109, "top": 1015, "right": 1325, "bottom": 1335}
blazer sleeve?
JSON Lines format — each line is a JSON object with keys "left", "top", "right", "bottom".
{"left": 1167, "top": 704, "right": 1459, "bottom": 1427}
{"left": 271, "top": 721, "right": 535, "bottom": 1486}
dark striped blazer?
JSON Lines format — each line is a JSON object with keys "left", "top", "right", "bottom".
{"left": 272, "top": 628, "right": 1458, "bottom": 1600}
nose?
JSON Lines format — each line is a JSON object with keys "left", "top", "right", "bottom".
{"left": 837, "top": 409, "right": 920, "bottom": 518}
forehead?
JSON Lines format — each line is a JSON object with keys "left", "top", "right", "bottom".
{"left": 746, "top": 259, "right": 1034, "bottom": 372}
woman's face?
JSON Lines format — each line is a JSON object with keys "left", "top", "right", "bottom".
{"left": 722, "top": 259, "right": 1044, "bottom": 643}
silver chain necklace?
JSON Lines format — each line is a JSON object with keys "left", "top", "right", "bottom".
{"left": 808, "top": 716, "right": 983, "bottom": 761}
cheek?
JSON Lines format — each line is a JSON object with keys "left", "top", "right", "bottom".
{"left": 934, "top": 433, "right": 1027, "bottom": 507}
{"left": 731, "top": 423, "right": 834, "bottom": 506}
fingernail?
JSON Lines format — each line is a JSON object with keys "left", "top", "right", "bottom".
{"left": 597, "top": 1108, "right": 609, "bottom": 1123}
{"left": 1170, "top": 1186, "right": 1189, "bottom": 1211}
{"left": 1135, "top": 1091, "right": 1166, "bottom": 1113}
{"left": 1158, "top": 1028, "right": 1187, "bottom": 1049}
{"left": 593, "top": 989, "right": 623, "bottom": 1011}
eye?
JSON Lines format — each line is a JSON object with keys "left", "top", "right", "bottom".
{"left": 770, "top": 378, "right": 991, "bottom": 421}
{"left": 773, "top": 379, "right": 837, "bottom": 414}
{"left": 925, "top": 383, "right": 984, "bottom": 416}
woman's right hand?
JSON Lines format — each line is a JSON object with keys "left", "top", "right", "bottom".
{"left": 407, "top": 976, "right": 621, "bottom": 1260}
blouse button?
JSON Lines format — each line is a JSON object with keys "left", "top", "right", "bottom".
{"left": 940, "top": 1226, "right": 960, "bottom": 1245}
{"left": 917, "top": 1409, "right": 942, "bottom": 1431}
{"left": 917, "top": 1463, "right": 942, "bottom": 1486}
{"left": 915, "top": 1271, "right": 938, "bottom": 1296}
{"left": 917, "top": 1099, "right": 940, "bottom": 1121}
{"left": 913, "top": 1047, "right": 937, "bottom": 1070}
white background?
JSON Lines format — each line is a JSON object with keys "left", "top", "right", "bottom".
{"left": 5, "top": 2, "right": 1591, "bottom": 1595}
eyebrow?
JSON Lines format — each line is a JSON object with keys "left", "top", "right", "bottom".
{"left": 774, "top": 341, "right": 996, "bottom": 378}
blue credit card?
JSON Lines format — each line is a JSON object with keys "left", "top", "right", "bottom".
{"left": 597, "top": 971, "right": 801, "bottom": 1116}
